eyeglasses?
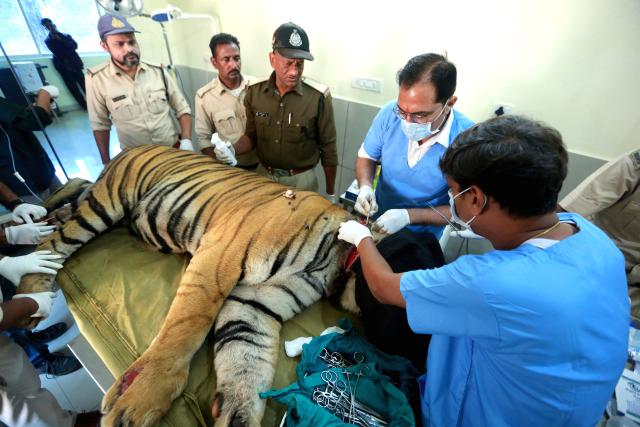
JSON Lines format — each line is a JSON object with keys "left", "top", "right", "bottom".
{"left": 393, "top": 103, "right": 446, "bottom": 125}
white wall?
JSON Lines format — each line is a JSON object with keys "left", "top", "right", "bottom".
{"left": 164, "top": 0, "right": 639, "bottom": 160}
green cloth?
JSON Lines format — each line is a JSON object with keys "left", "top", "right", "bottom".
{"left": 55, "top": 225, "right": 360, "bottom": 426}
{"left": 262, "top": 319, "right": 416, "bottom": 426}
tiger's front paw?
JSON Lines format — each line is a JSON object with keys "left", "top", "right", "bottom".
{"left": 101, "top": 357, "right": 189, "bottom": 427}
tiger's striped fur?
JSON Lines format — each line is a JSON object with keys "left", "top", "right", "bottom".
{"left": 16, "top": 145, "right": 363, "bottom": 427}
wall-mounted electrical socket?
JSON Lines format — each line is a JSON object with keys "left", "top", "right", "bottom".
{"left": 351, "top": 77, "right": 382, "bottom": 93}
{"left": 493, "top": 102, "right": 515, "bottom": 116}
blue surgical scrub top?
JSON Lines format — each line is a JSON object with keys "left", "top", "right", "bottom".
{"left": 362, "top": 101, "right": 474, "bottom": 239}
{"left": 400, "top": 213, "right": 629, "bottom": 427}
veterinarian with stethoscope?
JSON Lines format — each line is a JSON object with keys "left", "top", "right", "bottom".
{"left": 339, "top": 115, "right": 628, "bottom": 427}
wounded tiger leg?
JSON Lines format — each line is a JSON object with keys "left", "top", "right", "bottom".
{"left": 212, "top": 278, "right": 321, "bottom": 427}
{"left": 101, "top": 244, "right": 240, "bottom": 427}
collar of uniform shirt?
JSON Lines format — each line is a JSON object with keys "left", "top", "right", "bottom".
{"left": 109, "top": 59, "right": 147, "bottom": 76}
{"left": 265, "top": 71, "right": 304, "bottom": 96}
{"left": 214, "top": 75, "right": 248, "bottom": 96}
{"left": 406, "top": 108, "right": 454, "bottom": 168}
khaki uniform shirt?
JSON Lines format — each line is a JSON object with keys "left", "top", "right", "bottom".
{"left": 86, "top": 60, "right": 191, "bottom": 148}
{"left": 244, "top": 72, "right": 338, "bottom": 170}
{"left": 194, "top": 75, "right": 258, "bottom": 167}
{"left": 560, "top": 149, "right": 640, "bottom": 284}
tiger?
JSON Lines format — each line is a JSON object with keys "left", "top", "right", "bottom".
{"left": 16, "top": 144, "right": 377, "bottom": 427}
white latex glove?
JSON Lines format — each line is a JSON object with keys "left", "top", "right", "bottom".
{"left": 40, "top": 85, "right": 60, "bottom": 98}
{"left": 5, "top": 222, "right": 56, "bottom": 245}
{"left": 0, "top": 251, "right": 63, "bottom": 286}
{"left": 373, "top": 209, "right": 410, "bottom": 235}
{"left": 13, "top": 291, "right": 57, "bottom": 318}
{"left": 179, "top": 138, "right": 194, "bottom": 151}
{"left": 12, "top": 203, "right": 47, "bottom": 224}
{"left": 450, "top": 228, "right": 484, "bottom": 239}
{"left": 211, "top": 133, "right": 237, "bottom": 166}
{"left": 338, "top": 220, "right": 372, "bottom": 247}
{"left": 354, "top": 185, "right": 378, "bottom": 216}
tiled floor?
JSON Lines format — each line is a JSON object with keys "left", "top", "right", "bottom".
{"left": 22, "top": 110, "right": 114, "bottom": 419}
{"left": 36, "top": 109, "right": 121, "bottom": 184}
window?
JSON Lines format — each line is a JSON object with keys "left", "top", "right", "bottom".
{"left": 0, "top": 0, "right": 102, "bottom": 56}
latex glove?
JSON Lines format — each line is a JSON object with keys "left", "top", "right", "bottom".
{"left": 211, "top": 133, "right": 237, "bottom": 166}
{"left": 179, "top": 138, "right": 194, "bottom": 151}
{"left": 40, "top": 85, "right": 60, "bottom": 98}
{"left": 12, "top": 203, "right": 47, "bottom": 224}
{"left": 5, "top": 222, "right": 56, "bottom": 245}
{"left": 450, "top": 228, "right": 484, "bottom": 239}
{"left": 354, "top": 185, "right": 378, "bottom": 216}
{"left": 0, "top": 251, "right": 63, "bottom": 286}
{"left": 13, "top": 291, "right": 57, "bottom": 318}
{"left": 373, "top": 209, "right": 410, "bottom": 234}
{"left": 338, "top": 220, "right": 372, "bottom": 247}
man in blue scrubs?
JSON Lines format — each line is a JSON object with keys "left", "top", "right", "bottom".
{"left": 355, "top": 53, "right": 474, "bottom": 239}
{"left": 339, "top": 115, "right": 629, "bottom": 427}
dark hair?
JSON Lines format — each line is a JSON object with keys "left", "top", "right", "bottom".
{"left": 209, "top": 33, "right": 240, "bottom": 58}
{"left": 40, "top": 18, "right": 52, "bottom": 25}
{"left": 440, "top": 115, "right": 568, "bottom": 217}
{"left": 396, "top": 53, "right": 457, "bottom": 104}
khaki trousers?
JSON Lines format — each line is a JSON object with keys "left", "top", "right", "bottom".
{"left": 256, "top": 164, "right": 319, "bottom": 192}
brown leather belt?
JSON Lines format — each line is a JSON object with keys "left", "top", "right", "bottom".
{"left": 260, "top": 161, "right": 313, "bottom": 177}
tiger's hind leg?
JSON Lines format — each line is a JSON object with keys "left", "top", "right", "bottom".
{"left": 212, "top": 277, "right": 323, "bottom": 427}
{"left": 100, "top": 243, "right": 242, "bottom": 427}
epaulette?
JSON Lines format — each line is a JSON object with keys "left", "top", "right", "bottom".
{"left": 302, "top": 77, "right": 330, "bottom": 98}
{"left": 141, "top": 61, "right": 164, "bottom": 69}
{"left": 195, "top": 79, "right": 217, "bottom": 98}
{"left": 86, "top": 62, "right": 109, "bottom": 77}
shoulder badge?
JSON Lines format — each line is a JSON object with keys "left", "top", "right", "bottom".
{"left": 86, "top": 62, "right": 109, "bottom": 77}
{"left": 302, "top": 77, "right": 330, "bottom": 98}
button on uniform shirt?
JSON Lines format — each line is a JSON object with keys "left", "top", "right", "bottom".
{"left": 194, "top": 75, "right": 258, "bottom": 167}
{"left": 86, "top": 60, "right": 191, "bottom": 148}
{"left": 560, "top": 148, "right": 640, "bottom": 285}
{"left": 243, "top": 73, "right": 338, "bottom": 170}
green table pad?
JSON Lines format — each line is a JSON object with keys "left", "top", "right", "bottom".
{"left": 57, "top": 226, "right": 360, "bottom": 427}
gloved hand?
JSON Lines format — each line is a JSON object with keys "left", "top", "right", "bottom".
{"left": 179, "top": 138, "right": 194, "bottom": 151}
{"left": 338, "top": 220, "right": 372, "bottom": 247}
{"left": 373, "top": 209, "right": 410, "bottom": 234}
{"left": 40, "top": 85, "right": 60, "bottom": 98}
{"left": 12, "top": 203, "right": 47, "bottom": 224}
{"left": 211, "top": 133, "right": 237, "bottom": 166}
{"left": 13, "top": 291, "right": 57, "bottom": 318}
{"left": 5, "top": 222, "right": 56, "bottom": 245}
{"left": 354, "top": 185, "right": 378, "bottom": 216}
{"left": 0, "top": 251, "right": 63, "bottom": 286}
{"left": 450, "top": 228, "right": 484, "bottom": 239}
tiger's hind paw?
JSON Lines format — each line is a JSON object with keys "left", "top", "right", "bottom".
{"left": 212, "top": 391, "right": 261, "bottom": 427}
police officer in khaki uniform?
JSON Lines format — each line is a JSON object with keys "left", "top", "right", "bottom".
{"left": 194, "top": 32, "right": 258, "bottom": 169}
{"left": 222, "top": 22, "right": 338, "bottom": 197}
{"left": 86, "top": 14, "right": 193, "bottom": 165}
{"left": 559, "top": 148, "right": 640, "bottom": 313}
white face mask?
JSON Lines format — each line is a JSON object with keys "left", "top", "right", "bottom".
{"left": 400, "top": 103, "right": 448, "bottom": 142}
{"left": 448, "top": 187, "right": 486, "bottom": 231}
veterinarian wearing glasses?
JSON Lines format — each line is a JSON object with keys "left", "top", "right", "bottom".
{"left": 354, "top": 53, "right": 474, "bottom": 239}
{"left": 339, "top": 115, "right": 628, "bottom": 427}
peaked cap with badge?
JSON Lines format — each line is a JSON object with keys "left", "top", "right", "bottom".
{"left": 272, "top": 22, "right": 314, "bottom": 61}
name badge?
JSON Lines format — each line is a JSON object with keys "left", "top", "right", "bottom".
{"left": 112, "top": 95, "right": 127, "bottom": 102}
{"left": 255, "top": 111, "right": 269, "bottom": 118}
